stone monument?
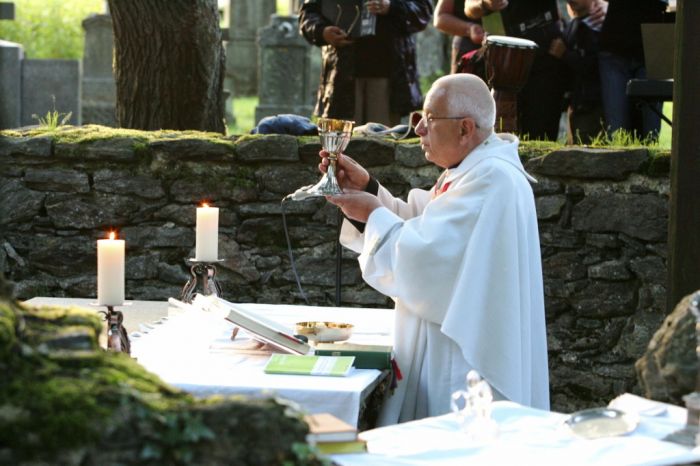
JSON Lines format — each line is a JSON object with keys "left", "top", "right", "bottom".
{"left": 81, "top": 14, "right": 117, "bottom": 126}
{"left": 0, "top": 2, "right": 21, "bottom": 129}
{"left": 254, "top": 14, "right": 314, "bottom": 124}
{"left": 226, "top": 0, "right": 276, "bottom": 96}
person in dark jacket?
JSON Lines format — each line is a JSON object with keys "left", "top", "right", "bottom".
{"left": 299, "top": 0, "right": 433, "bottom": 126}
{"left": 550, "top": 0, "right": 606, "bottom": 143}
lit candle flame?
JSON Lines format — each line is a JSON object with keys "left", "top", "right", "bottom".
{"left": 109, "top": 231, "right": 116, "bottom": 240}
{"left": 202, "top": 202, "right": 210, "bottom": 208}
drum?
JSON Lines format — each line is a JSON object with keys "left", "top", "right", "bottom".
{"left": 483, "top": 35, "right": 538, "bottom": 132}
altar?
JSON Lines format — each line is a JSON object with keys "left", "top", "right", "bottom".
{"left": 331, "top": 398, "right": 700, "bottom": 466}
{"left": 23, "top": 297, "right": 394, "bottom": 428}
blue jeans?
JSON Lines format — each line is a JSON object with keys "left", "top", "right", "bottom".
{"left": 598, "top": 51, "right": 661, "bottom": 140}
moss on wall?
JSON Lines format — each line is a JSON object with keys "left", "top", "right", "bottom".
{"left": 0, "top": 297, "right": 325, "bottom": 465}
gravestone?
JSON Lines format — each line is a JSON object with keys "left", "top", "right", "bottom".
{"left": 21, "top": 59, "right": 81, "bottom": 126}
{"left": 81, "top": 14, "right": 116, "bottom": 126}
{"left": 0, "top": 3, "right": 20, "bottom": 129}
{"left": 0, "top": 40, "right": 22, "bottom": 129}
{"left": 0, "top": 2, "right": 14, "bottom": 20}
{"left": 416, "top": 23, "right": 449, "bottom": 80}
{"left": 227, "top": 0, "right": 276, "bottom": 96}
{"left": 255, "top": 15, "right": 314, "bottom": 124}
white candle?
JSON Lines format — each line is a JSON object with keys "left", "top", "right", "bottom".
{"left": 195, "top": 203, "right": 219, "bottom": 261}
{"left": 97, "top": 231, "right": 125, "bottom": 306}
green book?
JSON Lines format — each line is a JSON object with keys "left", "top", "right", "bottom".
{"left": 264, "top": 354, "right": 355, "bottom": 377}
{"left": 314, "top": 343, "right": 392, "bottom": 370}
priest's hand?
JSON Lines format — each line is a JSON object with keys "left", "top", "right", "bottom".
{"left": 319, "top": 151, "right": 371, "bottom": 191}
{"left": 326, "top": 190, "right": 382, "bottom": 223}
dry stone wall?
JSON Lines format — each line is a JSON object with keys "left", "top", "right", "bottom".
{"left": 0, "top": 128, "right": 671, "bottom": 412}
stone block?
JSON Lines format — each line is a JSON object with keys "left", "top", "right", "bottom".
{"left": 45, "top": 193, "right": 135, "bottom": 229}
{"left": 636, "top": 292, "right": 698, "bottom": 404}
{"left": 0, "top": 135, "right": 52, "bottom": 158}
{"left": 395, "top": 143, "right": 429, "bottom": 168}
{"left": 121, "top": 224, "right": 194, "bottom": 249}
{"left": 254, "top": 165, "right": 319, "bottom": 196}
{"left": 236, "top": 134, "right": 298, "bottom": 161}
{"left": 0, "top": 178, "right": 44, "bottom": 225}
{"left": 526, "top": 148, "right": 648, "bottom": 180}
{"left": 536, "top": 194, "right": 567, "bottom": 220}
{"left": 55, "top": 137, "right": 136, "bottom": 161}
{"left": 345, "top": 138, "right": 395, "bottom": 166}
{"left": 21, "top": 59, "right": 81, "bottom": 126}
{"left": 93, "top": 169, "right": 165, "bottom": 199}
{"left": 169, "top": 177, "right": 258, "bottom": 204}
{"left": 571, "top": 281, "right": 637, "bottom": 317}
{"left": 24, "top": 168, "right": 90, "bottom": 193}
{"left": 571, "top": 193, "right": 668, "bottom": 242}
{"left": 0, "top": 40, "right": 23, "bottom": 129}
{"left": 588, "top": 259, "right": 632, "bottom": 281}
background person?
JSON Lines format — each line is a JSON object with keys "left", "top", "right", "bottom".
{"left": 598, "top": 0, "right": 667, "bottom": 140}
{"left": 549, "top": 0, "right": 606, "bottom": 143}
{"left": 464, "top": 0, "right": 568, "bottom": 140}
{"left": 298, "top": 0, "right": 434, "bottom": 126}
{"left": 319, "top": 74, "right": 549, "bottom": 424}
{"left": 434, "top": 0, "right": 485, "bottom": 74}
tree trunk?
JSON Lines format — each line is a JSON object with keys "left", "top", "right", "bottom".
{"left": 108, "top": 0, "right": 226, "bottom": 133}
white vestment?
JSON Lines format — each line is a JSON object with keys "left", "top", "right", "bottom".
{"left": 340, "top": 133, "right": 549, "bottom": 425}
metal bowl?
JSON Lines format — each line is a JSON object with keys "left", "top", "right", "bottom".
{"left": 294, "top": 321, "right": 353, "bottom": 343}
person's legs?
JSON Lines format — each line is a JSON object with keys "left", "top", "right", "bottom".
{"left": 632, "top": 63, "right": 661, "bottom": 141}
{"left": 518, "top": 55, "right": 566, "bottom": 141}
{"left": 355, "top": 78, "right": 399, "bottom": 126}
{"left": 598, "top": 51, "right": 632, "bottom": 133}
{"left": 569, "top": 104, "right": 605, "bottom": 144}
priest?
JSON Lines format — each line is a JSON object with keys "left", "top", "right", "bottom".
{"left": 320, "top": 73, "right": 549, "bottom": 424}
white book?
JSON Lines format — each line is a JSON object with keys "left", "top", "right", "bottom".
{"left": 192, "top": 295, "right": 312, "bottom": 355}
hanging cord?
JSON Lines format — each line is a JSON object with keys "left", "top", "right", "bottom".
{"left": 280, "top": 198, "right": 310, "bottom": 305}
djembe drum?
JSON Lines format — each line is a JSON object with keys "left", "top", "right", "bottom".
{"left": 483, "top": 35, "right": 538, "bottom": 133}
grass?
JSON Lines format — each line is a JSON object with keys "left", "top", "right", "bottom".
{"left": 227, "top": 96, "right": 258, "bottom": 136}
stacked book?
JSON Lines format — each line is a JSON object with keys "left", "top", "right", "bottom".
{"left": 304, "top": 412, "right": 367, "bottom": 455}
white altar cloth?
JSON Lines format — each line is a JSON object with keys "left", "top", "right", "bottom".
{"left": 24, "top": 297, "right": 393, "bottom": 427}
{"left": 331, "top": 398, "right": 700, "bottom": 466}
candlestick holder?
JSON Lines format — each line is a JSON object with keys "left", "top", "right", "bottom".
{"left": 92, "top": 302, "right": 131, "bottom": 355}
{"left": 180, "top": 258, "right": 224, "bottom": 304}
{"left": 664, "top": 291, "right": 700, "bottom": 446}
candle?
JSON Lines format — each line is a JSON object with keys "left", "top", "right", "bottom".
{"left": 195, "top": 203, "right": 219, "bottom": 261}
{"left": 97, "top": 231, "right": 125, "bottom": 306}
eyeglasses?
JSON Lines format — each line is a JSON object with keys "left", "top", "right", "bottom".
{"left": 410, "top": 111, "right": 480, "bottom": 129}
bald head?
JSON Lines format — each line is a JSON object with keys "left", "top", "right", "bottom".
{"left": 425, "top": 74, "right": 495, "bottom": 137}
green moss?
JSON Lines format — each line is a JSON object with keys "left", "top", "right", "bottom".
{"left": 641, "top": 148, "right": 671, "bottom": 177}
{"left": 0, "top": 302, "right": 18, "bottom": 359}
{"left": 519, "top": 140, "right": 565, "bottom": 160}
{"left": 1, "top": 125, "right": 235, "bottom": 148}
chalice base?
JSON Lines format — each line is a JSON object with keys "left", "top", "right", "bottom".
{"left": 299, "top": 164, "right": 343, "bottom": 197}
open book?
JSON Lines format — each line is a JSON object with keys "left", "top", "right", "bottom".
{"left": 192, "top": 295, "right": 312, "bottom": 355}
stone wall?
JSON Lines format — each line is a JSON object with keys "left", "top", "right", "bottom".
{"left": 0, "top": 127, "right": 671, "bottom": 412}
